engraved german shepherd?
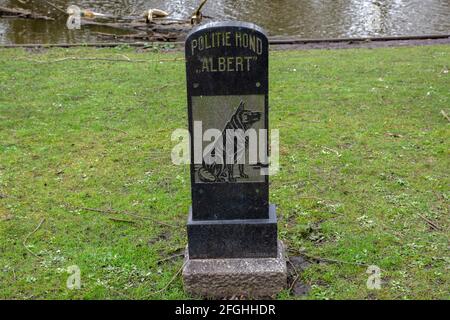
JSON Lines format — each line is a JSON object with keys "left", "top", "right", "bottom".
{"left": 197, "top": 100, "right": 261, "bottom": 183}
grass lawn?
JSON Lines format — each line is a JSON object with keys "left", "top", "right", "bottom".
{"left": 0, "top": 45, "right": 448, "bottom": 300}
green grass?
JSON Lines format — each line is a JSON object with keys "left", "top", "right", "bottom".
{"left": 0, "top": 45, "right": 449, "bottom": 300}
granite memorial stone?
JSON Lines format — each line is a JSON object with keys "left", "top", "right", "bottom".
{"left": 182, "top": 21, "right": 286, "bottom": 298}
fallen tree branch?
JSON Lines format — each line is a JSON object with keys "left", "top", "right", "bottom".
{"left": 23, "top": 57, "right": 148, "bottom": 63}
{"left": 108, "top": 217, "right": 136, "bottom": 224}
{"left": 23, "top": 218, "right": 45, "bottom": 258}
{"left": 0, "top": 6, "right": 54, "bottom": 20}
{"left": 95, "top": 31, "right": 179, "bottom": 42}
{"left": 66, "top": 204, "right": 178, "bottom": 228}
{"left": 81, "top": 19, "right": 191, "bottom": 36}
{"left": 17, "top": 56, "right": 184, "bottom": 64}
{"left": 43, "top": 1, "right": 66, "bottom": 15}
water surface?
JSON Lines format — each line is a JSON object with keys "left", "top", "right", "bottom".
{"left": 0, "top": 0, "right": 449, "bottom": 44}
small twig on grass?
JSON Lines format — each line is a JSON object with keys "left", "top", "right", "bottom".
{"left": 108, "top": 217, "right": 136, "bottom": 224}
{"left": 155, "top": 83, "right": 180, "bottom": 91}
{"left": 103, "top": 125, "right": 127, "bottom": 135}
{"left": 117, "top": 54, "right": 131, "bottom": 61}
{"left": 157, "top": 84, "right": 169, "bottom": 90}
{"left": 298, "top": 196, "right": 322, "bottom": 200}
{"left": 297, "top": 195, "right": 335, "bottom": 203}
{"left": 416, "top": 213, "right": 442, "bottom": 231}
{"left": 385, "top": 132, "right": 403, "bottom": 138}
{"left": 378, "top": 220, "right": 406, "bottom": 240}
{"left": 307, "top": 179, "right": 327, "bottom": 194}
{"left": 23, "top": 218, "right": 45, "bottom": 258}
{"left": 440, "top": 110, "right": 450, "bottom": 122}
{"left": 287, "top": 257, "right": 301, "bottom": 292}
{"left": 108, "top": 287, "right": 128, "bottom": 299}
{"left": 147, "top": 261, "right": 187, "bottom": 297}
{"left": 66, "top": 204, "right": 178, "bottom": 228}
{"left": 322, "top": 146, "right": 341, "bottom": 157}
{"left": 289, "top": 274, "right": 301, "bottom": 293}
{"left": 156, "top": 253, "right": 184, "bottom": 265}
{"left": 299, "top": 252, "right": 371, "bottom": 268}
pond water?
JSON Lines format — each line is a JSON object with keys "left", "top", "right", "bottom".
{"left": 1, "top": 0, "right": 450, "bottom": 44}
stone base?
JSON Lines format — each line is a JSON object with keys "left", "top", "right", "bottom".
{"left": 182, "top": 240, "right": 287, "bottom": 298}
{"left": 187, "top": 204, "right": 278, "bottom": 259}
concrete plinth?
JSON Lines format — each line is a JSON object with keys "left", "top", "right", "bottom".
{"left": 182, "top": 241, "right": 287, "bottom": 298}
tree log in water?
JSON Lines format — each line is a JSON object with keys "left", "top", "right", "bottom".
{"left": 94, "top": 31, "right": 179, "bottom": 43}
{"left": 81, "top": 19, "right": 196, "bottom": 42}
{"left": 1, "top": 1, "right": 210, "bottom": 42}
{"left": 0, "top": 6, "right": 54, "bottom": 20}
{"left": 75, "top": 1, "right": 210, "bottom": 41}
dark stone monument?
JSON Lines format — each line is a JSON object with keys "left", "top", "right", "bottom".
{"left": 182, "top": 21, "right": 286, "bottom": 298}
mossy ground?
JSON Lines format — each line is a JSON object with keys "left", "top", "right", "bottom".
{"left": 0, "top": 45, "right": 448, "bottom": 299}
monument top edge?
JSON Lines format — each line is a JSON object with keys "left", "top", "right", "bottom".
{"left": 186, "top": 21, "right": 268, "bottom": 40}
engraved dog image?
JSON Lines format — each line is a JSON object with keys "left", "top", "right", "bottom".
{"left": 197, "top": 100, "right": 261, "bottom": 182}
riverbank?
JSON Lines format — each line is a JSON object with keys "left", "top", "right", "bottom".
{"left": 271, "top": 36, "right": 450, "bottom": 50}
{"left": 1, "top": 34, "right": 449, "bottom": 50}
{"left": 0, "top": 45, "right": 449, "bottom": 299}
